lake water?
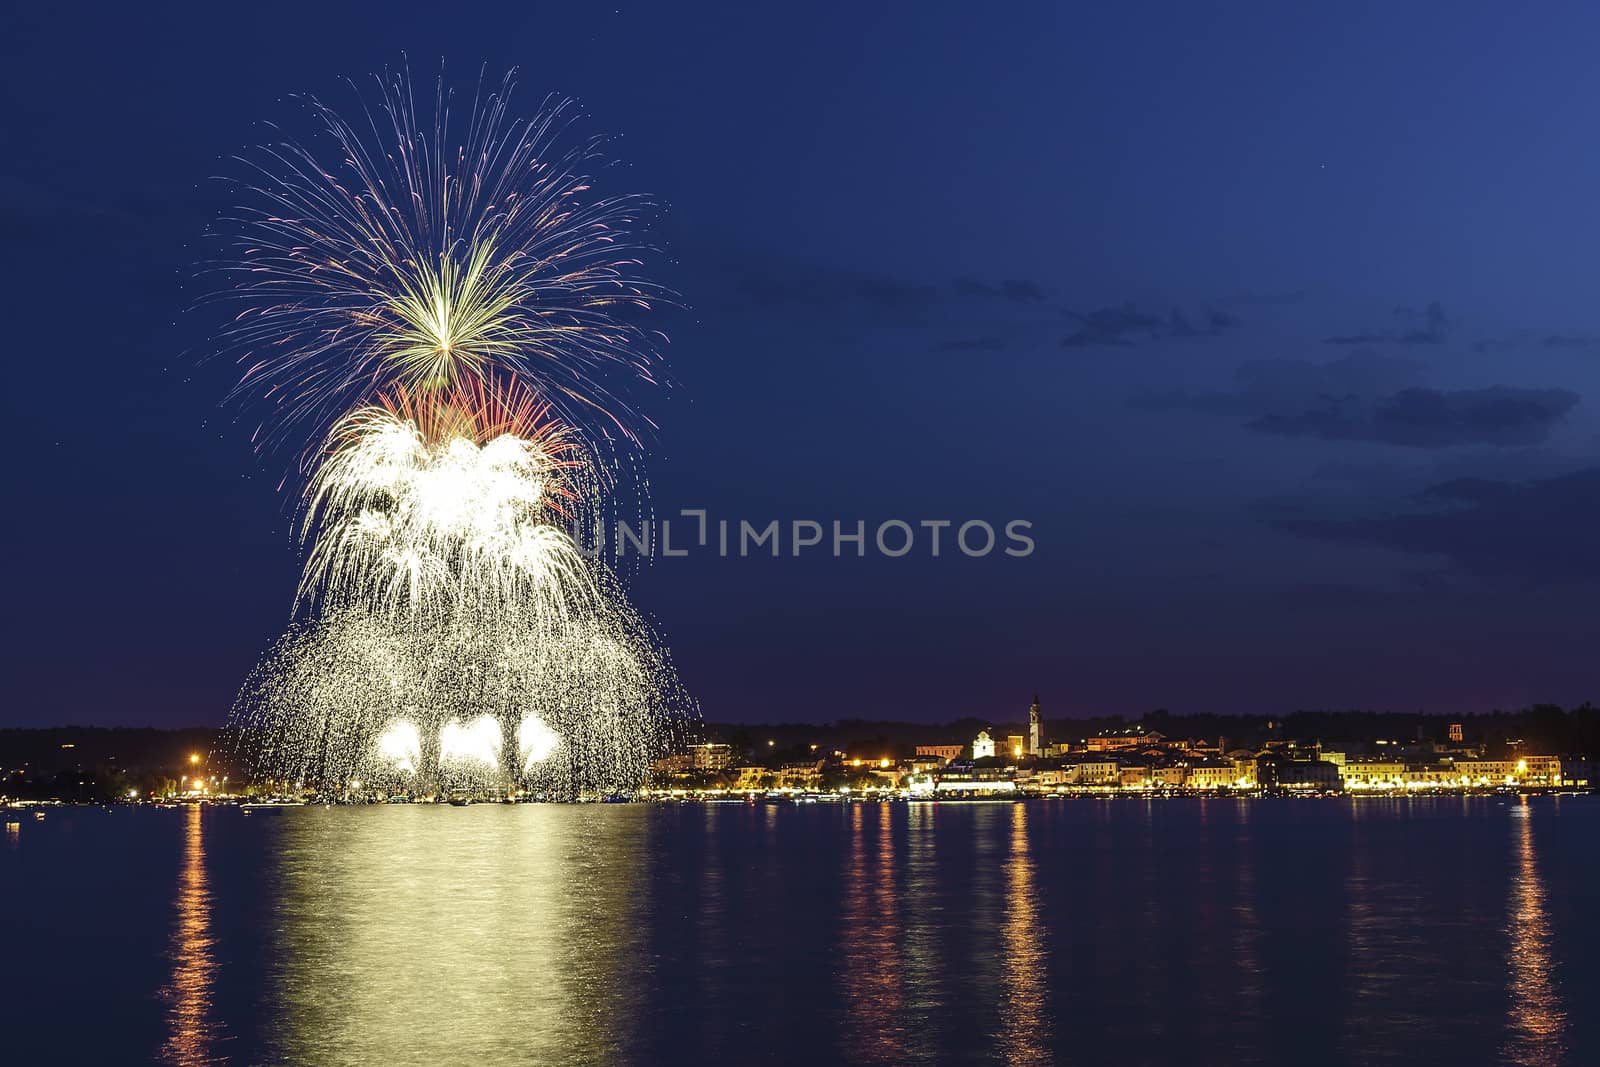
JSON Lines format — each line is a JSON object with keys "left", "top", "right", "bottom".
{"left": 2, "top": 796, "right": 1595, "bottom": 1065}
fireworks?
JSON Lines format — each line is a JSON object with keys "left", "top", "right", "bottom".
{"left": 234, "top": 608, "right": 684, "bottom": 797}
{"left": 218, "top": 67, "right": 667, "bottom": 451}
{"left": 221, "top": 68, "right": 691, "bottom": 797}
{"left": 297, "top": 378, "right": 597, "bottom": 630}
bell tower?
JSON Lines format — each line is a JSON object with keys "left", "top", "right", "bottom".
{"left": 1028, "top": 693, "right": 1043, "bottom": 756}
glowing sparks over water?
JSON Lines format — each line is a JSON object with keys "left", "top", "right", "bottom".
{"left": 440, "top": 716, "right": 504, "bottom": 773}
{"left": 375, "top": 720, "right": 422, "bottom": 775}
{"left": 235, "top": 610, "right": 684, "bottom": 797}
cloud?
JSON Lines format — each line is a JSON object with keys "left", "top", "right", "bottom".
{"left": 1219, "top": 288, "right": 1307, "bottom": 307}
{"left": 1325, "top": 301, "right": 1450, "bottom": 345}
{"left": 1278, "top": 469, "right": 1600, "bottom": 582}
{"left": 953, "top": 277, "right": 1047, "bottom": 302}
{"left": 937, "top": 336, "right": 1009, "bottom": 352}
{"left": 1250, "top": 386, "right": 1579, "bottom": 448}
{"left": 1062, "top": 303, "right": 1241, "bottom": 347}
{"left": 1135, "top": 351, "right": 1425, "bottom": 414}
{"left": 1136, "top": 352, "right": 1578, "bottom": 448}
{"left": 856, "top": 278, "right": 941, "bottom": 312}
{"left": 713, "top": 253, "right": 1054, "bottom": 332}
{"left": 1542, "top": 334, "right": 1600, "bottom": 350}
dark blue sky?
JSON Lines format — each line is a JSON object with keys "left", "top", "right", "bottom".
{"left": 6, "top": 2, "right": 1600, "bottom": 726}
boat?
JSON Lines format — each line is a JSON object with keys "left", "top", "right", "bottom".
{"left": 240, "top": 797, "right": 304, "bottom": 810}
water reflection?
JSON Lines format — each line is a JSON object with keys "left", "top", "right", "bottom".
{"left": 160, "top": 805, "right": 222, "bottom": 1066}
{"left": 266, "top": 807, "right": 650, "bottom": 1066}
{"left": 1231, "top": 799, "right": 1261, "bottom": 1028}
{"left": 1502, "top": 801, "right": 1567, "bottom": 1066}
{"left": 901, "top": 802, "right": 944, "bottom": 1060}
{"left": 997, "top": 804, "right": 1050, "bottom": 1066}
{"left": 841, "top": 803, "right": 908, "bottom": 1063}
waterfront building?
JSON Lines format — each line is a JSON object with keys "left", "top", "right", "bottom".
{"left": 1562, "top": 757, "right": 1593, "bottom": 786}
{"left": 652, "top": 753, "right": 694, "bottom": 776}
{"left": 1454, "top": 756, "right": 1563, "bottom": 787}
{"left": 972, "top": 730, "right": 996, "bottom": 760}
{"left": 1341, "top": 759, "right": 1408, "bottom": 790}
{"left": 1402, "top": 765, "right": 1462, "bottom": 788}
{"left": 1259, "top": 757, "right": 1342, "bottom": 792}
{"left": 1119, "top": 760, "right": 1155, "bottom": 789}
{"left": 689, "top": 743, "right": 734, "bottom": 771}
{"left": 1017, "top": 767, "right": 1061, "bottom": 792}
{"left": 915, "top": 744, "right": 963, "bottom": 763}
{"left": 1230, "top": 756, "right": 1259, "bottom": 788}
{"left": 730, "top": 766, "right": 772, "bottom": 791}
{"left": 1183, "top": 761, "right": 1241, "bottom": 790}
{"left": 1062, "top": 756, "right": 1121, "bottom": 786}
{"left": 777, "top": 760, "right": 825, "bottom": 790}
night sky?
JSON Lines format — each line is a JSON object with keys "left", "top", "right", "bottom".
{"left": 7, "top": 2, "right": 1600, "bottom": 727}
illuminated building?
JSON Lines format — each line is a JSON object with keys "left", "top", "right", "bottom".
{"left": 1085, "top": 728, "right": 1163, "bottom": 752}
{"left": 1183, "top": 762, "right": 1240, "bottom": 790}
{"left": 1341, "top": 759, "right": 1408, "bottom": 790}
{"left": 1005, "top": 735, "right": 1027, "bottom": 760}
{"left": 1454, "top": 757, "right": 1563, "bottom": 787}
{"left": 915, "top": 744, "right": 963, "bottom": 763}
{"left": 689, "top": 743, "right": 734, "bottom": 771}
{"left": 1156, "top": 765, "right": 1187, "bottom": 788}
{"left": 730, "top": 766, "right": 772, "bottom": 791}
{"left": 1448, "top": 722, "right": 1464, "bottom": 742}
{"left": 1028, "top": 694, "right": 1044, "bottom": 756}
{"left": 1230, "top": 756, "right": 1260, "bottom": 787}
{"left": 1034, "top": 756, "right": 1122, "bottom": 787}
{"left": 972, "top": 730, "right": 996, "bottom": 760}
{"left": 1258, "top": 757, "right": 1342, "bottom": 792}
{"left": 777, "top": 760, "right": 825, "bottom": 790}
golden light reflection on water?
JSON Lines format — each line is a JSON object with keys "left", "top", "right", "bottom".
{"left": 267, "top": 807, "right": 649, "bottom": 1066}
{"left": 996, "top": 804, "right": 1050, "bottom": 1067}
{"left": 1501, "top": 801, "right": 1567, "bottom": 1066}
{"left": 160, "top": 805, "right": 223, "bottom": 1066}
{"left": 901, "top": 802, "right": 944, "bottom": 1061}
{"left": 1230, "top": 799, "right": 1262, "bottom": 1043}
{"left": 841, "top": 803, "right": 909, "bottom": 1063}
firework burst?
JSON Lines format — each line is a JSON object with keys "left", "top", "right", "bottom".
{"left": 298, "top": 376, "right": 599, "bottom": 631}
{"left": 217, "top": 67, "right": 668, "bottom": 452}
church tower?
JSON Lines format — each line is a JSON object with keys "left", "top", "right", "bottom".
{"left": 1028, "top": 693, "right": 1043, "bottom": 756}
